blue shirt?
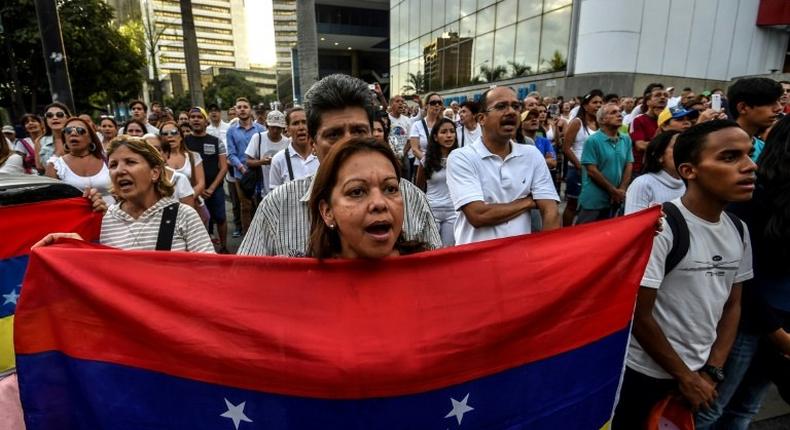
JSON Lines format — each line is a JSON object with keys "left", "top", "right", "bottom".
{"left": 533, "top": 136, "right": 556, "bottom": 160}
{"left": 579, "top": 130, "right": 633, "bottom": 210}
{"left": 751, "top": 137, "right": 765, "bottom": 162}
{"left": 226, "top": 122, "right": 266, "bottom": 178}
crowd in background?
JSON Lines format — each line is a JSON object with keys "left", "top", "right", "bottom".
{"left": 3, "top": 74, "right": 790, "bottom": 428}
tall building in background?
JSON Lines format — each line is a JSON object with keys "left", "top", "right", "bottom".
{"left": 276, "top": 0, "right": 390, "bottom": 104}
{"left": 143, "top": 0, "right": 250, "bottom": 94}
{"left": 272, "top": 0, "right": 298, "bottom": 105}
{"left": 390, "top": 0, "right": 790, "bottom": 103}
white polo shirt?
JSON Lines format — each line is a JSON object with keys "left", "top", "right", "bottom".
{"left": 447, "top": 139, "right": 559, "bottom": 245}
{"left": 269, "top": 143, "right": 319, "bottom": 190}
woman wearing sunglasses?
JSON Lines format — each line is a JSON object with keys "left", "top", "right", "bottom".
{"left": 38, "top": 102, "right": 72, "bottom": 171}
{"left": 45, "top": 117, "right": 114, "bottom": 205}
{"left": 408, "top": 92, "right": 444, "bottom": 179}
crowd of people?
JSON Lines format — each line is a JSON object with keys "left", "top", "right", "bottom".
{"left": 4, "top": 73, "right": 790, "bottom": 428}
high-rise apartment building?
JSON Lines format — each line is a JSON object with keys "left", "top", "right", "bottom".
{"left": 140, "top": 0, "right": 250, "bottom": 92}
{"left": 271, "top": 0, "right": 298, "bottom": 104}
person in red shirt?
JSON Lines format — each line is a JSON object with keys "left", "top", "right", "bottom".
{"left": 779, "top": 81, "right": 790, "bottom": 114}
{"left": 630, "top": 87, "right": 668, "bottom": 176}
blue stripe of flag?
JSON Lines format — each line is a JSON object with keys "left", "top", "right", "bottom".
{"left": 18, "top": 329, "right": 628, "bottom": 430}
{"left": 0, "top": 255, "right": 27, "bottom": 318}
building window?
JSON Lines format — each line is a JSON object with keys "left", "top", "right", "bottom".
{"left": 539, "top": 6, "right": 571, "bottom": 73}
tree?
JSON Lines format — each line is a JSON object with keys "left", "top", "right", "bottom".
{"left": 543, "top": 51, "right": 567, "bottom": 73}
{"left": 477, "top": 65, "right": 508, "bottom": 83}
{"left": 204, "top": 72, "right": 262, "bottom": 108}
{"left": 0, "top": 0, "right": 145, "bottom": 117}
{"left": 120, "top": 10, "right": 176, "bottom": 104}
{"left": 508, "top": 61, "right": 532, "bottom": 78}
{"left": 401, "top": 72, "right": 425, "bottom": 95}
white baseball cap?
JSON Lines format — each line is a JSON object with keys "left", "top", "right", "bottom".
{"left": 266, "top": 110, "right": 286, "bottom": 128}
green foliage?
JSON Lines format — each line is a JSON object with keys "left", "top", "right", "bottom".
{"left": 0, "top": 0, "right": 146, "bottom": 115}
{"left": 401, "top": 72, "right": 426, "bottom": 96}
{"left": 543, "top": 51, "right": 567, "bottom": 72}
{"left": 508, "top": 61, "right": 532, "bottom": 78}
{"left": 164, "top": 93, "right": 193, "bottom": 114}
{"left": 204, "top": 71, "right": 263, "bottom": 108}
{"left": 478, "top": 65, "right": 508, "bottom": 83}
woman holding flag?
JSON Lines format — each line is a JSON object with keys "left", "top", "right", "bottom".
{"left": 308, "top": 137, "right": 426, "bottom": 259}
{"left": 35, "top": 136, "right": 213, "bottom": 253}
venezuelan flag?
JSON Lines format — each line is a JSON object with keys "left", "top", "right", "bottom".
{"left": 15, "top": 207, "right": 659, "bottom": 429}
{"left": 0, "top": 197, "right": 101, "bottom": 374}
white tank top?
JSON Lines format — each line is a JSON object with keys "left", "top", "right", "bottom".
{"left": 52, "top": 156, "right": 115, "bottom": 204}
{"left": 570, "top": 118, "right": 595, "bottom": 162}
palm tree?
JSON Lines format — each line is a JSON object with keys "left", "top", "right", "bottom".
{"left": 507, "top": 61, "right": 532, "bottom": 78}
{"left": 542, "top": 51, "right": 567, "bottom": 72}
{"left": 401, "top": 72, "right": 426, "bottom": 95}
{"left": 478, "top": 65, "right": 508, "bottom": 83}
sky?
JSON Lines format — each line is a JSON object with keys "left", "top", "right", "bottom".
{"left": 245, "top": 0, "right": 277, "bottom": 66}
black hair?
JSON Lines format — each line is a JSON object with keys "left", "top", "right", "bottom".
{"left": 726, "top": 78, "right": 782, "bottom": 120}
{"left": 128, "top": 99, "right": 148, "bottom": 112}
{"left": 682, "top": 87, "right": 693, "bottom": 92}
{"left": 303, "top": 74, "right": 376, "bottom": 141}
{"left": 673, "top": 119, "right": 740, "bottom": 183}
{"left": 42, "top": 102, "right": 73, "bottom": 136}
{"left": 123, "top": 118, "right": 148, "bottom": 134}
{"left": 423, "top": 117, "right": 457, "bottom": 180}
{"left": 573, "top": 89, "right": 603, "bottom": 129}
{"left": 643, "top": 130, "right": 681, "bottom": 173}
{"left": 373, "top": 116, "right": 390, "bottom": 143}
{"left": 461, "top": 100, "right": 480, "bottom": 115}
{"left": 604, "top": 93, "right": 620, "bottom": 103}
{"left": 639, "top": 83, "right": 664, "bottom": 111}
{"left": 758, "top": 115, "right": 790, "bottom": 263}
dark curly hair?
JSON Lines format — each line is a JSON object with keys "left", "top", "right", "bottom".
{"left": 423, "top": 117, "right": 458, "bottom": 180}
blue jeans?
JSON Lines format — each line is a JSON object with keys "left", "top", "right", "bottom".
{"left": 696, "top": 331, "right": 770, "bottom": 429}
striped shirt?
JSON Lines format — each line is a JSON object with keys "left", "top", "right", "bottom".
{"left": 100, "top": 197, "right": 215, "bottom": 253}
{"left": 237, "top": 175, "right": 442, "bottom": 256}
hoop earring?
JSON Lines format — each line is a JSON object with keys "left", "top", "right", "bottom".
{"left": 89, "top": 143, "right": 97, "bottom": 152}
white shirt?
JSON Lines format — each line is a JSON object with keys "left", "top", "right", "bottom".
{"left": 269, "top": 143, "right": 319, "bottom": 190}
{"left": 447, "top": 139, "right": 559, "bottom": 245}
{"left": 171, "top": 151, "right": 202, "bottom": 183}
{"left": 206, "top": 120, "right": 230, "bottom": 145}
{"left": 388, "top": 113, "right": 413, "bottom": 155}
{"left": 52, "top": 156, "right": 114, "bottom": 205}
{"left": 245, "top": 131, "right": 291, "bottom": 194}
{"left": 425, "top": 163, "right": 453, "bottom": 210}
{"left": 627, "top": 198, "right": 753, "bottom": 379}
{"left": 456, "top": 123, "right": 482, "bottom": 148}
{"left": 408, "top": 119, "right": 432, "bottom": 165}
{"left": 167, "top": 167, "right": 195, "bottom": 201}
{"left": 0, "top": 153, "right": 25, "bottom": 174}
{"left": 624, "top": 170, "right": 685, "bottom": 215}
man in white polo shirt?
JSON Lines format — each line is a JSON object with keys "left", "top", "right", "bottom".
{"left": 269, "top": 107, "right": 319, "bottom": 189}
{"left": 447, "top": 86, "right": 560, "bottom": 245}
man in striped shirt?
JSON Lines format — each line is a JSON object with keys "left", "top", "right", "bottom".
{"left": 238, "top": 74, "right": 441, "bottom": 256}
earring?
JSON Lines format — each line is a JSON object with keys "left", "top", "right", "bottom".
{"left": 328, "top": 223, "right": 335, "bottom": 229}
{"left": 89, "top": 143, "right": 97, "bottom": 152}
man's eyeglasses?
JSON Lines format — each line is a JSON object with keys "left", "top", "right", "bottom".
{"left": 45, "top": 111, "right": 66, "bottom": 119}
{"left": 64, "top": 126, "right": 87, "bottom": 136}
{"left": 486, "top": 102, "right": 523, "bottom": 113}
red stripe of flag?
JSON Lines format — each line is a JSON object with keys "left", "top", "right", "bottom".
{"left": 15, "top": 207, "right": 659, "bottom": 399}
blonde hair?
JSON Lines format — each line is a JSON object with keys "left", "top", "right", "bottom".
{"left": 106, "top": 136, "right": 175, "bottom": 198}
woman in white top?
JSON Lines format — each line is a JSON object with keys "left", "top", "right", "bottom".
{"left": 37, "top": 102, "right": 71, "bottom": 172}
{"left": 35, "top": 136, "right": 214, "bottom": 253}
{"left": 0, "top": 138, "right": 26, "bottom": 174}
{"left": 161, "top": 121, "right": 205, "bottom": 198}
{"left": 415, "top": 118, "right": 458, "bottom": 247}
{"left": 408, "top": 92, "right": 443, "bottom": 171}
{"left": 625, "top": 131, "right": 685, "bottom": 214}
{"left": 144, "top": 134, "right": 196, "bottom": 209}
{"left": 561, "top": 89, "right": 603, "bottom": 226}
{"left": 45, "top": 117, "right": 114, "bottom": 205}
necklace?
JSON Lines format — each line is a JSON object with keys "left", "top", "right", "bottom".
{"left": 69, "top": 151, "right": 92, "bottom": 159}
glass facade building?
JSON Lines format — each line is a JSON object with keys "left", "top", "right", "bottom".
{"left": 390, "top": 0, "right": 572, "bottom": 95}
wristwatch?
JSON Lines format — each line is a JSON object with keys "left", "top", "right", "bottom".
{"left": 701, "top": 364, "right": 725, "bottom": 383}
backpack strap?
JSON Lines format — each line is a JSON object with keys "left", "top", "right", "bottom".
{"left": 662, "top": 201, "right": 690, "bottom": 276}
{"left": 724, "top": 211, "right": 745, "bottom": 242}
{"left": 284, "top": 147, "right": 294, "bottom": 181}
{"left": 155, "top": 203, "right": 180, "bottom": 251}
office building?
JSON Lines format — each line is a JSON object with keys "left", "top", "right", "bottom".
{"left": 390, "top": 0, "right": 790, "bottom": 101}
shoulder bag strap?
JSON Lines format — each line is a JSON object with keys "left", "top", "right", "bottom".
{"left": 155, "top": 203, "right": 180, "bottom": 251}
{"left": 662, "top": 201, "right": 689, "bottom": 276}
{"left": 421, "top": 119, "right": 430, "bottom": 138}
{"left": 285, "top": 148, "right": 294, "bottom": 181}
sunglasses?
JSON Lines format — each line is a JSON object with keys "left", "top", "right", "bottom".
{"left": 429, "top": 100, "right": 443, "bottom": 106}
{"left": 45, "top": 111, "right": 66, "bottom": 119}
{"left": 161, "top": 129, "right": 180, "bottom": 136}
{"left": 64, "top": 126, "right": 88, "bottom": 136}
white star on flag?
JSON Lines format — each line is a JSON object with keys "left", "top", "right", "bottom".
{"left": 444, "top": 393, "right": 474, "bottom": 425}
{"left": 3, "top": 288, "right": 20, "bottom": 306}
{"left": 220, "top": 398, "right": 253, "bottom": 429}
